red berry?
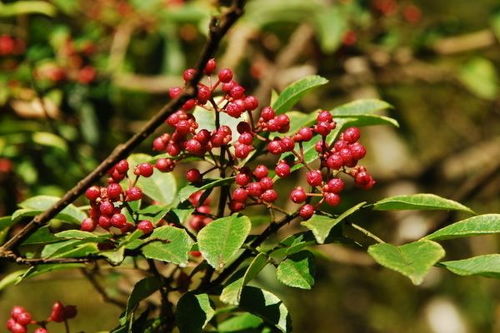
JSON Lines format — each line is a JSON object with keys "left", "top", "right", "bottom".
{"left": 317, "top": 110, "right": 333, "bottom": 122}
{"left": 107, "top": 183, "right": 122, "bottom": 200}
{"left": 126, "top": 187, "right": 143, "bottom": 201}
{"left": 259, "top": 177, "right": 274, "bottom": 190}
{"left": 186, "top": 168, "right": 202, "bottom": 183}
{"left": 166, "top": 142, "right": 181, "bottom": 156}
{"left": 111, "top": 213, "right": 127, "bottom": 228}
{"left": 81, "top": 218, "right": 96, "bottom": 231}
{"left": 234, "top": 144, "right": 253, "bottom": 158}
{"left": 232, "top": 188, "right": 248, "bottom": 202}
{"left": 115, "top": 160, "right": 129, "bottom": 173}
{"left": 350, "top": 142, "right": 366, "bottom": 160}
{"left": 290, "top": 187, "right": 307, "bottom": 203}
{"left": 295, "top": 127, "right": 313, "bottom": 142}
{"left": 326, "top": 178, "right": 345, "bottom": 193}
{"left": 261, "top": 189, "right": 278, "bottom": 202}
{"left": 98, "top": 215, "right": 112, "bottom": 229}
{"left": 6, "top": 318, "right": 16, "bottom": 331}
{"left": 280, "top": 137, "right": 295, "bottom": 151}
{"left": 152, "top": 137, "right": 166, "bottom": 151}
{"left": 276, "top": 114, "right": 290, "bottom": 127}
{"left": 275, "top": 161, "right": 290, "bottom": 178}
{"left": 247, "top": 182, "right": 263, "bottom": 197}
{"left": 237, "top": 121, "right": 252, "bottom": 134}
{"left": 238, "top": 132, "right": 253, "bottom": 145}
{"left": 137, "top": 220, "right": 154, "bottom": 234}
{"left": 194, "top": 129, "right": 211, "bottom": 145}
{"left": 204, "top": 58, "right": 216, "bottom": 74}
{"left": 222, "top": 80, "right": 236, "bottom": 92}
{"left": 334, "top": 140, "right": 348, "bottom": 151}
{"left": 230, "top": 86, "right": 245, "bottom": 99}
{"left": 244, "top": 96, "right": 259, "bottom": 110}
{"left": 10, "top": 306, "right": 26, "bottom": 318}
{"left": 135, "top": 163, "right": 154, "bottom": 177}
{"left": 13, "top": 311, "right": 31, "bottom": 325}
{"left": 8, "top": 322, "right": 26, "bottom": 333}
{"left": 197, "top": 84, "right": 211, "bottom": 104}
{"left": 324, "top": 192, "right": 341, "bottom": 206}
{"left": 343, "top": 127, "right": 360, "bottom": 143}
{"left": 49, "top": 302, "right": 65, "bottom": 322}
{"left": 306, "top": 170, "right": 323, "bottom": 187}
{"left": 169, "top": 87, "right": 183, "bottom": 99}
{"left": 229, "top": 200, "right": 245, "bottom": 212}
{"left": 85, "top": 186, "right": 100, "bottom": 201}
{"left": 267, "top": 140, "right": 283, "bottom": 155}
{"left": 299, "top": 204, "right": 315, "bottom": 219}
{"left": 185, "top": 139, "right": 203, "bottom": 154}
{"left": 260, "top": 107, "right": 275, "bottom": 121}
{"left": 189, "top": 215, "right": 205, "bottom": 231}
{"left": 314, "top": 121, "right": 332, "bottom": 136}
{"left": 155, "top": 158, "right": 175, "bottom": 172}
{"left": 183, "top": 68, "right": 196, "bottom": 81}
{"left": 190, "top": 250, "right": 202, "bottom": 257}
{"left": 226, "top": 102, "right": 244, "bottom": 118}
{"left": 63, "top": 305, "right": 77, "bottom": 319}
{"left": 218, "top": 68, "right": 233, "bottom": 83}
{"left": 253, "top": 165, "right": 269, "bottom": 179}
{"left": 235, "top": 172, "right": 251, "bottom": 186}
{"left": 339, "top": 148, "right": 355, "bottom": 166}
{"left": 326, "top": 153, "right": 344, "bottom": 169}
{"left": 34, "top": 328, "right": 48, "bottom": 333}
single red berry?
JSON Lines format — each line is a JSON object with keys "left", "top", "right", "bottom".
{"left": 111, "top": 213, "right": 127, "bottom": 228}
{"left": 189, "top": 191, "right": 209, "bottom": 206}
{"left": 34, "top": 328, "right": 48, "bottom": 333}
{"left": 261, "top": 189, "right": 278, "bottom": 202}
{"left": 260, "top": 107, "right": 275, "bottom": 121}
{"left": 169, "top": 87, "right": 183, "bottom": 99}
{"left": 189, "top": 216, "right": 205, "bottom": 231}
{"left": 196, "top": 205, "right": 211, "bottom": 215}
{"left": 339, "top": 148, "right": 355, "bottom": 166}
{"left": 222, "top": 80, "right": 236, "bottom": 93}
{"left": 135, "top": 163, "right": 154, "bottom": 177}
{"left": 230, "top": 85, "right": 245, "bottom": 99}
{"left": 350, "top": 142, "right": 366, "bottom": 160}
{"left": 185, "top": 139, "right": 203, "bottom": 154}
{"left": 85, "top": 186, "right": 100, "bottom": 201}
{"left": 280, "top": 137, "right": 295, "bottom": 151}
{"left": 326, "top": 153, "right": 344, "bottom": 169}
{"left": 306, "top": 170, "right": 323, "bottom": 187}
{"left": 253, "top": 165, "right": 269, "bottom": 179}
{"left": 218, "top": 68, "right": 233, "bottom": 83}
{"left": 10, "top": 306, "right": 26, "bottom": 318}
{"left": 324, "top": 192, "right": 341, "bottom": 206}
{"left": 81, "top": 218, "right": 96, "bottom": 232}
{"left": 226, "top": 102, "right": 244, "bottom": 118}
{"left": 334, "top": 140, "right": 348, "bottom": 151}
{"left": 197, "top": 84, "right": 211, "bottom": 104}
{"left": 190, "top": 250, "right": 202, "bottom": 257}
{"left": 13, "top": 311, "right": 32, "bottom": 326}
{"left": 155, "top": 158, "right": 175, "bottom": 172}
{"left": 232, "top": 188, "right": 248, "bottom": 202}
{"left": 8, "top": 322, "right": 26, "bottom": 333}
{"left": 115, "top": 160, "right": 129, "bottom": 173}
{"left": 137, "top": 220, "right": 155, "bottom": 234}
{"left": 6, "top": 318, "right": 16, "bottom": 331}
{"left": 194, "top": 129, "right": 211, "bottom": 145}
{"left": 317, "top": 110, "right": 333, "bottom": 122}
{"left": 296, "top": 127, "right": 313, "bottom": 142}
{"left": 247, "top": 182, "right": 263, "bottom": 197}
{"left": 299, "top": 204, "right": 315, "bottom": 219}
{"left": 266, "top": 118, "right": 280, "bottom": 132}
{"left": 182, "top": 98, "right": 197, "bottom": 111}
{"left": 238, "top": 132, "right": 253, "bottom": 145}
{"left": 275, "top": 161, "right": 290, "bottom": 178}
{"left": 152, "top": 137, "right": 166, "bottom": 151}
{"left": 276, "top": 114, "right": 290, "bottom": 127}
{"left": 107, "top": 183, "right": 122, "bottom": 200}
{"left": 343, "top": 127, "right": 360, "bottom": 143}
{"left": 126, "top": 187, "right": 143, "bottom": 201}
{"left": 229, "top": 200, "right": 246, "bottom": 212}
{"left": 234, "top": 144, "right": 253, "bottom": 158}
{"left": 326, "top": 178, "right": 345, "bottom": 193}
{"left": 314, "top": 121, "right": 332, "bottom": 136}
{"left": 186, "top": 168, "right": 202, "bottom": 183}
{"left": 235, "top": 172, "right": 251, "bottom": 186}
{"left": 259, "top": 177, "right": 274, "bottom": 190}
{"left": 183, "top": 68, "right": 196, "bottom": 81}
{"left": 267, "top": 139, "right": 283, "bottom": 155}
{"left": 204, "top": 58, "right": 216, "bottom": 74}
{"left": 166, "top": 142, "right": 181, "bottom": 156}
{"left": 98, "top": 215, "right": 112, "bottom": 229}
{"left": 244, "top": 96, "right": 259, "bottom": 110}
{"left": 49, "top": 302, "right": 65, "bottom": 322}
{"left": 290, "top": 187, "right": 307, "bottom": 203}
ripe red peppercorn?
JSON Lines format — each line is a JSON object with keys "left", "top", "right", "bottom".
{"left": 85, "top": 186, "right": 101, "bottom": 201}
{"left": 137, "top": 220, "right": 154, "bottom": 234}
{"left": 111, "top": 213, "right": 127, "bottom": 228}
{"left": 306, "top": 170, "right": 323, "bottom": 187}
{"left": 326, "top": 178, "right": 345, "bottom": 193}
{"left": 253, "top": 165, "right": 269, "bottom": 179}
{"left": 244, "top": 96, "right": 259, "bottom": 110}
{"left": 326, "top": 153, "right": 344, "bottom": 169}
{"left": 229, "top": 200, "right": 245, "bottom": 212}
{"left": 343, "top": 127, "right": 360, "bottom": 143}
{"left": 261, "top": 189, "right": 278, "bottom": 202}
{"left": 204, "top": 58, "right": 216, "bottom": 74}
{"left": 235, "top": 172, "right": 251, "bottom": 186}
{"left": 107, "top": 183, "right": 122, "bottom": 200}
{"left": 247, "top": 182, "right": 263, "bottom": 197}
{"left": 350, "top": 142, "right": 366, "bottom": 160}
{"left": 186, "top": 168, "right": 202, "bottom": 183}
{"left": 259, "top": 177, "right": 274, "bottom": 190}
{"left": 324, "top": 192, "right": 341, "bottom": 206}
{"left": 49, "top": 302, "right": 65, "bottom": 322}
{"left": 267, "top": 140, "right": 283, "bottom": 155}
{"left": 99, "top": 201, "right": 114, "bottom": 216}
{"left": 155, "top": 158, "right": 175, "bottom": 172}
{"left": 13, "top": 311, "right": 32, "bottom": 325}
{"left": 238, "top": 132, "right": 253, "bottom": 145}
{"left": 317, "top": 110, "right": 333, "bottom": 122}
{"left": 34, "top": 328, "right": 48, "bottom": 333}
{"left": 218, "top": 68, "right": 233, "bottom": 83}
{"left": 299, "top": 204, "right": 315, "bottom": 219}
{"left": 126, "top": 187, "right": 143, "bottom": 201}
{"left": 135, "top": 163, "right": 154, "bottom": 177}
{"left": 275, "top": 161, "right": 291, "bottom": 178}
{"left": 115, "top": 160, "right": 129, "bottom": 173}
{"left": 183, "top": 68, "right": 196, "bottom": 81}
{"left": 290, "top": 187, "right": 307, "bottom": 203}
{"left": 232, "top": 188, "right": 248, "bottom": 202}
{"left": 80, "top": 218, "right": 97, "bottom": 232}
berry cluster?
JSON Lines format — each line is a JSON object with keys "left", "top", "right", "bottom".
{"left": 6, "top": 302, "right": 76, "bottom": 333}
{"left": 187, "top": 191, "right": 213, "bottom": 231}
{"left": 229, "top": 165, "right": 278, "bottom": 212}
{"left": 82, "top": 159, "right": 154, "bottom": 234}
{"left": 0, "top": 35, "right": 24, "bottom": 56}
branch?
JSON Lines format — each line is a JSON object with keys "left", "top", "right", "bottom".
{"left": 81, "top": 268, "right": 127, "bottom": 308}
{"left": 0, "top": 0, "right": 247, "bottom": 254}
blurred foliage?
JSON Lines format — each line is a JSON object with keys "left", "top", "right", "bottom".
{"left": 1, "top": 0, "right": 499, "bottom": 332}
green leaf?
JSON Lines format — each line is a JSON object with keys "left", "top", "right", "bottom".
{"left": 128, "top": 154, "right": 177, "bottom": 205}
{"left": 440, "top": 254, "right": 500, "bottom": 278}
{"left": 218, "top": 313, "right": 264, "bottom": 332}
{"left": 0, "top": 1, "right": 56, "bottom": 17}
{"left": 336, "top": 115, "right": 399, "bottom": 128}
{"left": 125, "top": 277, "right": 163, "bottom": 316}
{"left": 178, "top": 177, "right": 234, "bottom": 203}
{"left": 176, "top": 292, "right": 215, "bottom": 333}
{"left": 425, "top": 214, "right": 500, "bottom": 241}
{"left": 331, "top": 99, "right": 393, "bottom": 116}
{"left": 141, "top": 226, "right": 193, "bottom": 265}
{"left": 22, "top": 263, "right": 85, "bottom": 280}
{"left": 239, "top": 286, "right": 291, "bottom": 332}
{"left": 272, "top": 75, "right": 328, "bottom": 114}
{"left": 373, "top": 194, "right": 474, "bottom": 214}
{"left": 314, "top": 6, "right": 347, "bottom": 53}
{"left": 302, "top": 202, "right": 366, "bottom": 244}
{"left": 458, "top": 57, "right": 498, "bottom": 100}
{"left": 22, "top": 226, "right": 60, "bottom": 245}
{"left": 198, "top": 215, "right": 251, "bottom": 270}
{"left": 220, "top": 253, "right": 268, "bottom": 305}
{"left": 19, "top": 195, "right": 87, "bottom": 223}
{"left": 101, "top": 247, "right": 126, "bottom": 265}
{"left": 368, "top": 240, "right": 445, "bottom": 285}
{"left": 51, "top": 242, "right": 99, "bottom": 258}
{"left": 0, "top": 216, "right": 11, "bottom": 243}
{"left": 276, "top": 251, "right": 315, "bottom": 289}
{"left": 55, "top": 230, "right": 111, "bottom": 241}
{"left": 0, "top": 270, "right": 26, "bottom": 291}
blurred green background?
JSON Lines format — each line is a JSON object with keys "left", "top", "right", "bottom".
{"left": 1, "top": 0, "right": 499, "bottom": 332}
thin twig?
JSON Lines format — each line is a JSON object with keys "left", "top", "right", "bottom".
{"left": 80, "top": 268, "right": 127, "bottom": 308}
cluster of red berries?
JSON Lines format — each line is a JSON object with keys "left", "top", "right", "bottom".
{"left": 81, "top": 159, "right": 154, "bottom": 234}
{"left": 6, "top": 302, "right": 76, "bottom": 333}
{"left": 229, "top": 165, "right": 278, "bottom": 212}
{"left": 373, "top": 0, "right": 422, "bottom": 23}
{"left": 187, "top": 191, "right": 213, "bottom": 232}
{"left": 0, "top": 35, "right": 24, "bottom": 56}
